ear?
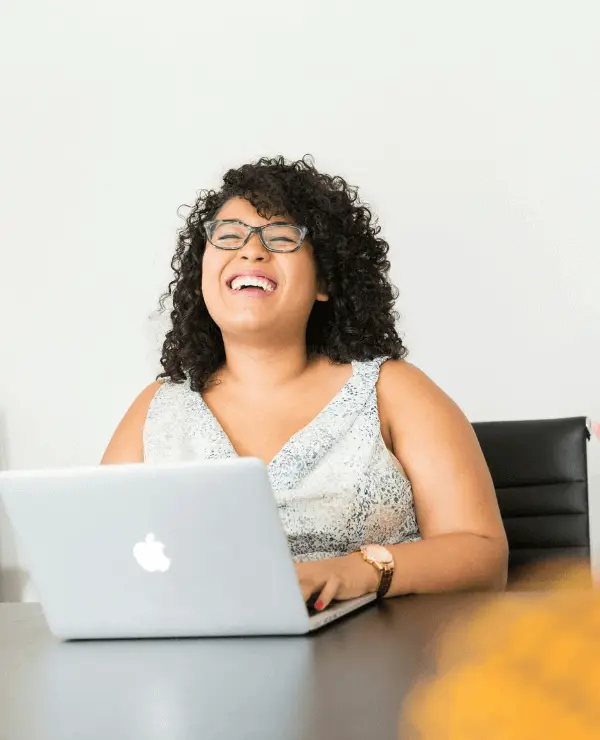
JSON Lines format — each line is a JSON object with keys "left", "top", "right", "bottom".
{"left": 315, "top": 278, "right": 329, "bottom": 302}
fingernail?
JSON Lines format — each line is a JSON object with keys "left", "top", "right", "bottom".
{"left": 315, "top": 600, "right": 324, "bottom": 611}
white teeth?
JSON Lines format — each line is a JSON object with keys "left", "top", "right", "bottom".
{"left": 230, "top": 276, "right": 275, "bottom": 292}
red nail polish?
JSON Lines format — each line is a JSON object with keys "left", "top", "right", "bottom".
{"left": 315, "top": 600, "right": 324, "bottom": 611}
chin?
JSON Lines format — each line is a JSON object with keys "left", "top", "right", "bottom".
{"left": 222, "top": 318, "right": 277, "bottom": 336}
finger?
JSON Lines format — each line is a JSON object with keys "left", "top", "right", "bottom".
{"left": 315, "top": 576, "right": 341, "bottom": 611}
{"left": 295, "top": 564, "right": 327, "bottom": 602}
{"left": 297, "top": 575, "right": 324, "bottom": 603}
{"left": 300, "top": 580, "right": 317, "bottom": 602}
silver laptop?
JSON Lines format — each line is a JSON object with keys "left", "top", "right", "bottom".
{"left": 0, "top": 458, "right": 376, "bottom": 639}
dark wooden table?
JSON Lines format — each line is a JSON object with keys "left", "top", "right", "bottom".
{"left": 0, "top": 594, "right": 513, "bottom": 739}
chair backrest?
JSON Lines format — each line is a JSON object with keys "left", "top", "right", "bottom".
{"left": 472, "top": 417, "right": 591, "bottom": 583}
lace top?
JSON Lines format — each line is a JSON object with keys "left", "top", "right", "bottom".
{"left": 143, "top": 357, "right": 421, "bottom": 561}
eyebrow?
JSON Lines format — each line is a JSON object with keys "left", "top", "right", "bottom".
{"left": 213, "top": 218, "right": 296, "bottom": 226}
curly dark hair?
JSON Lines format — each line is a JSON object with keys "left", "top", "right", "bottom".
{"left": 157, "top": 155, "right": 407, "bottom": 392}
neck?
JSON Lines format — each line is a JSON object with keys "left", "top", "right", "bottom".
{"left": 219, "top": 339, "right": 312, "bottom": 392}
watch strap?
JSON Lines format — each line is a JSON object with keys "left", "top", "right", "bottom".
{"left": 377, "top": 564, "right": 394, "bottom": 598}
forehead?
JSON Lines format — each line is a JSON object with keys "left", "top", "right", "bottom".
{"left": 214, "top": 197, "right": 289, "bottom": 225}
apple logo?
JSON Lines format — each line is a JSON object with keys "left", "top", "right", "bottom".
{"left": 133, "top": 533, "right": 171, "bottom": 573}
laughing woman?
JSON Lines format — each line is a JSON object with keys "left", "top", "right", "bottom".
{"left": 102, "top": 155, "right": 508, "bottom": 609}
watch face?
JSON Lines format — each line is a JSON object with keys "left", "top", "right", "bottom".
{"left": 363, "top": 545, "right": 394, "bottom": 564}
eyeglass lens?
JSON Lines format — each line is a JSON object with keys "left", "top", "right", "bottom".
{"left": 208, "top": 222, "right": 303, "bottom": 251}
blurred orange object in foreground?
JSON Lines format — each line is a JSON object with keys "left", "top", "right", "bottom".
{"left": 403, "top": 562, "right": 600, "bottom": 739}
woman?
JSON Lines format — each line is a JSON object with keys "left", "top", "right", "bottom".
{"left": 102, "top": 155, "right": 508, "bottom": 609}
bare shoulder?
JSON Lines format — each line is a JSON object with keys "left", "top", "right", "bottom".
{"left": 100, "top": 381, "right": 164, "bottom": 465}
{"left": 377, "top": 359, "right": 462, "bottom": 419}
{"left": 123, "top": 380, "right": 165, "bottom": 422}
{"left": 377, "top": 358, "right": 435, "bottom": 391}
{"left": 376, "top": 358, "right": 481, "bottom": 458}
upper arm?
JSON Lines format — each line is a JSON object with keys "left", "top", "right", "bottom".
{"left": 100, "top": 381, "right": 163, "bottom": 465}
{"left": 378, "top": 361, "right": 507, "bottom": 543}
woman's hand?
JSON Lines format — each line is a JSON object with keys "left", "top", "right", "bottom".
{"left": 295, "top": 552, "right": 380, "bottom": 611}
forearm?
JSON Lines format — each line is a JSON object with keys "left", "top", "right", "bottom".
{"left": 385, "top": 533, "right": 508, "bottom": 597}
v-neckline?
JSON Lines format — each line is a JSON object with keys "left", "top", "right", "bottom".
{"left": 195, "top": 361, "right": 358, "bottom": 469}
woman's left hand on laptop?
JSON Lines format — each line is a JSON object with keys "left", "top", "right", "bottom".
{"left": 295, "top": 553, "right": 380, "bottom": 611}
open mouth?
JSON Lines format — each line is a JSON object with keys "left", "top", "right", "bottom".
{"left": 226, "top": 274, "right": 278, "bottom": 295}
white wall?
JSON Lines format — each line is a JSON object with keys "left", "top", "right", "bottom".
{"left": 1, "top": 0, "right": 598, "bottom": 601}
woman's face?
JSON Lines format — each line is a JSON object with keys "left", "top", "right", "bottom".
{"left": 201, "top": 197, "right": 328, "bottom": 341}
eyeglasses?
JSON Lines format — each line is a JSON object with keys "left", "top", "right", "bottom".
{"left": 203, "top": 219, "right": 308, "bottom": 253}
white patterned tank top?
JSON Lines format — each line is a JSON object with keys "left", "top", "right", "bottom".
{"left": 143, "top": 357, "right": 421, "bottom": 562}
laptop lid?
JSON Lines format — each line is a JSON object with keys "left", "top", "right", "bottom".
{"left": 0, "top": 459, "right": 311, "bottom": 638}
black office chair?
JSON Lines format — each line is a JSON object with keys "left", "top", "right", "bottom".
{"left": 472, "top": 417, "right": 592, "bottom": 586}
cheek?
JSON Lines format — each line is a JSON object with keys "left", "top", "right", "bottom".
{"left": 200, "top": 251, "right": 224, "bottom": 306}
{"left": 201, "top": 247, "right": 225, "bottom": 282}
{"left": 287, "top": 256, "right": 320, "bottom": 301}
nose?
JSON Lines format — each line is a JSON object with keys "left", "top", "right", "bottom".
{"left": 240, "top": 231, "right": 270, "bottom": 261}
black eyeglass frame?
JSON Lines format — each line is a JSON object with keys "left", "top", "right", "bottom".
{"left": 203, "top": 219, "right": 309, "bottom": 253}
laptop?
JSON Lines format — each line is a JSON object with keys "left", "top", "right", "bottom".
{"left": 0, "top": 458, "right": 376, "bottom": 639}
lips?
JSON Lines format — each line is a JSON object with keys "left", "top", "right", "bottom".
{"left": 225, "top": 270, "right": 278, "bottom": 291}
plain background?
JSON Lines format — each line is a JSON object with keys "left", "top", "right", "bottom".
{"left": 0, "top": 0, "right": 598, "bottom": 601}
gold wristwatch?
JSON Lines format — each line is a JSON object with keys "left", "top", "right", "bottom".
{"left": 360, "top": 545, "right": 395, "bottom": 598}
